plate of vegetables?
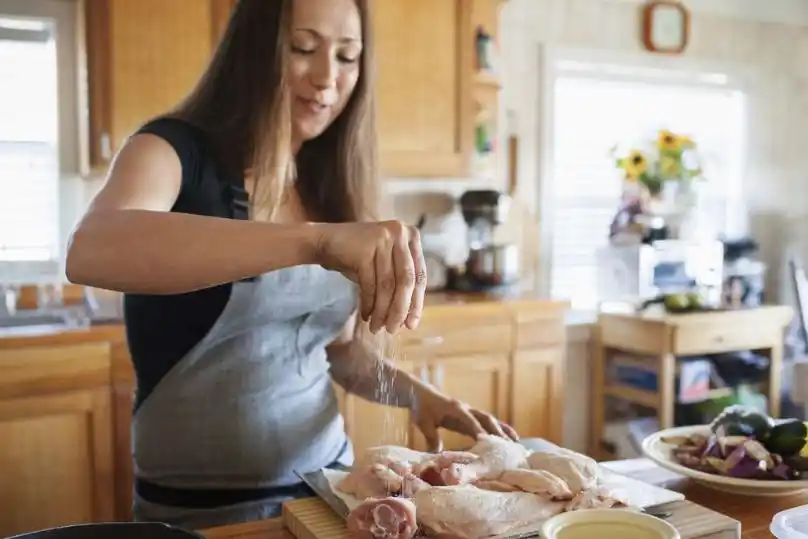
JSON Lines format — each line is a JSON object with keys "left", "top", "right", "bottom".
{"left": 641, "top": 405, "right": 808, "bottom": 496}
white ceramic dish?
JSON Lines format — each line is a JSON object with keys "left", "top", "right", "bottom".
{"left": 541, "top": 508, "right": 679, "bottom": 539}
{"left": 642, "top": 425, "right": 808, "bottom": 496}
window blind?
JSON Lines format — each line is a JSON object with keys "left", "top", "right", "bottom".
{"left": 0, "top": 27, "right": 60, "bottom": 263}
{"left": 547, "top": 66, "right": 746, "bottom": 310}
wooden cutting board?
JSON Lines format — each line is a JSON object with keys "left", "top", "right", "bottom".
{"left": 282, "top": 497, "right": 741, "bottom": 539}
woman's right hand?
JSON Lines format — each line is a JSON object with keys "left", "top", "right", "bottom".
{"left": 312, "top": 221, "right": 426, "bottom": 333}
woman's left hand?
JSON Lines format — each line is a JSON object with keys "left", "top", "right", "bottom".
{"left": 411, "top": 385, "right": 519, "bottom": 453}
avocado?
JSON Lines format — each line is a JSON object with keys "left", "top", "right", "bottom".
{"left": 765, "top": 419, "right": 808, "bottom": 456}
{"left": 664, "top": 293, "right": 691, "bottom": 313}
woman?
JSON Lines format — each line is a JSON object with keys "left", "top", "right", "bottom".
{"left": 66, "top": 0, "right": 518, "bottom": 530}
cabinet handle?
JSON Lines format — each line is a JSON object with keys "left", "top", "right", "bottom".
{"left": 433, "top": 366, "right": 444, "bottom": 388}
{"left": 417, "top": 336, "right": 445, "bottom": 347}
{"left": 100, "top": 133, "right": 112, "bottom": 161}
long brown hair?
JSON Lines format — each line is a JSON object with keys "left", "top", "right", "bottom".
{"left": 170, "top": 0, "right": 379, "bottom": 223}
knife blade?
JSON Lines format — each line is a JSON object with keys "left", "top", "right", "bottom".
{"left": 296, "top": 469, "right": 351, "bottom": 520}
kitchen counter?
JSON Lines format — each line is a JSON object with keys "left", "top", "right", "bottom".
{"left": 0, "top": 289, "right": 567, "bottom": 349}
{"left": 201, "top": 458, "right": 790, "bottom": 539}
{"left": 0, "top": 322, "right": 125, "bottom": 349}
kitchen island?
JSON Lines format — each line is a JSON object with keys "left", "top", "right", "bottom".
{"left": 202, "top": 458, "right": 792, "bottom": 539}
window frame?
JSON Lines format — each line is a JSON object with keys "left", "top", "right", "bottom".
{"left": 0, "top": 0, "right": 80, "bottom": 277}
{"left": 534, "top": 45, "right": 752, "bottom": 306}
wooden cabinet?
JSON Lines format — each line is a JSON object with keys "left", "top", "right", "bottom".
{"left": 0, "top": 343, "right": 115, "bottom": 538}
{"left": 81, "top": 0, "right": 498, "bottom": 177}
{"left": 84, "top": 0, "right": 231, "bottom": 169}
{"left": 373, "top": 0, "right": 473, "bottom": 177}
{"left": 337, "top": 300, "right": 567, "bottom": 456}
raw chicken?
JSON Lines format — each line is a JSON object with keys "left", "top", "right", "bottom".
{"left": 563, "top": 486, "right": 630, "bottom": 511}
{"left": 526, "top": 448, "right": 601, "bottom": 493}
{"left": 339, "top": 445, "right": 434, "bottom": 499}
{"left": 419, "top": 451, "right": 480, "bottom": 486}
{"left": 436, "top": 435, "right": 530, "bottom": 485}
{"left": 346, "top": 497, "right": 418, "bottom": 539}
{"left": 356, "top": 446, "right": 431, "bottom": 470}
{"left": 474, "top": 468, "right": 573, "bottom": 500}
{"left": 338, "top": 462, "right": 429, "bottom": 499}
{"left": 341, "top": 439, "right": 623, "bottom": 539}
{"left": 413, "top": 484, "right": 564, "bottom": 539}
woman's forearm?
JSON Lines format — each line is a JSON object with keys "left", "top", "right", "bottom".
{"left": 66, "top": 209, "right": 321, "bottom": 294}
{"left": 328, "top": 338, "right": 436, "bottom": 409}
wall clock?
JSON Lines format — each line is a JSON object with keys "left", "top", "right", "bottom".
{"left": 642, "top": 0, "right": 690, "bottom": 55}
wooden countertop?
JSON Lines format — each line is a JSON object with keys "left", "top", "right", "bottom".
{"left": 201, "top": 458, "right": 794, "bottom": 539}
{"left": 0, "top": 322, "right": 125, "bottom": 349}
{"left": 599, "top": 304, "right": 793, "bottom": 328}
{"left": 0, "top": 291, "right": 566, "bottom": 350}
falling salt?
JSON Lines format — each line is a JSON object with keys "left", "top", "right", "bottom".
{"left": 373, "top": 329, "right": 408, "bottom": 446}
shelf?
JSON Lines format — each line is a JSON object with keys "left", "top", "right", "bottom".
{"left": 474, "top": 71, "right": 501, "bottom": 89}
{"left": 605, "top": 385, "right": 659, "bottom": 408}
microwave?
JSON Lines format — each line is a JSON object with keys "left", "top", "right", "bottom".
{"left": 596, "top": 240, "right": 725, "bottom": 305}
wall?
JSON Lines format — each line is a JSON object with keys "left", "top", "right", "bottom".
{"left": 384, "top": 0, "right": 808, "bottom": 303}
{"left": 500, "top": 0, "right": 808, "bottom": 301}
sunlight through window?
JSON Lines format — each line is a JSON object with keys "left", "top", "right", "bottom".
{"left": 547, "top": 63, "right": 746, "bottom": 311}
{"left": 0, "top": 17, "right": 60, "bottom": 262}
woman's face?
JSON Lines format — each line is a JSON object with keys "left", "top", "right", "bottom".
{"left": 289, "top": 0, "right": 363, "bottom": 144}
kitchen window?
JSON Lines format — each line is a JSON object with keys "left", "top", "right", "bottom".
{"left": 0, "top": 0, "right": 80, "bottom": 280}
{"left": 537, "top": 50, "right": 747, "bottom": 311}
{"left": 0, "top": 19, "right": 59, "bottom": 263}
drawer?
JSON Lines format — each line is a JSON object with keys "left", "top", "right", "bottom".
{"left": 673, "top": 323, "right": 778, "bottom": 355}
{"left": 515, "top": 316, "right": 565, "bottom": 349}
{"left": 395, "top": 306, "right": 512, "bottom": 358}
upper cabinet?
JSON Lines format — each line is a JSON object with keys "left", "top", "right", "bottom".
{"left": 84, "top": 0, "right": 230, "bottom": 169}
{"left": 373, "top": 0, "right": 473, "bottom": 178}
{"left": 82, "top": 0, "right": 501, "bottom": 179}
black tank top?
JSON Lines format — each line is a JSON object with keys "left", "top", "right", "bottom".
{"left": 124, "top": 117, "right": 249, "bottom": 410}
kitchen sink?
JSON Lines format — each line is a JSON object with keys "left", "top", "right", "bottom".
{"left": 0, "top": 311, "right": 74, "bottom": 329}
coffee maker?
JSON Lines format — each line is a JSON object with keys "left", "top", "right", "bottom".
{"left": 447, "top": 189, "right": 520, "bottom": 292}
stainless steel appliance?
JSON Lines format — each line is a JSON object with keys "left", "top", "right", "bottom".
{"left": 449, "top": 189, "right": 520, "bottom": 291}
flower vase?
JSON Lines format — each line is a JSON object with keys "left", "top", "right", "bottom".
{"left": 665, "top": 179, "right": 703, "bottom": 240}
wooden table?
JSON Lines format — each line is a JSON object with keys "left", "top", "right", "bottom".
{"left": 592, "top": 306, "right": 793, "bottom": 460}
{"left": 201, "top": 458, "right": 800, "bottom": 539}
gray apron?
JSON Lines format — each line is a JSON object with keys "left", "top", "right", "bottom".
{"left": 132, "top": 264, "right": 358, "bottom": 529}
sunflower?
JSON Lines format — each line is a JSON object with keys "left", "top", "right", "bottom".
{"left": 620, "top": 150, "right": 648, "bottom": 179}
{"left": 657, "top": 130, "right": 681, "bottom": 152}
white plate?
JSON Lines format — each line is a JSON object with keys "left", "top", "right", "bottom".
{"left": 641, "top": 425, "right": 808, "bottom": 496}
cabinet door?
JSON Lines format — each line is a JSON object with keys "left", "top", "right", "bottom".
{"left": 511, "top": 348, "right": 565, "bottom": 444}
{"left": 85, "top": 0, "right": 215, "bottom": 168}
{"left": 0, "top": 389, "right": 114, "bottom": 537}
{"left": 373, "top": 0, "right": 473, "bottom": 177}
{"left": 426, "top": 354, "right": 509, "bottom": 451}
{"left": 338, "top": 359, "right": 423, "bottom": 457}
